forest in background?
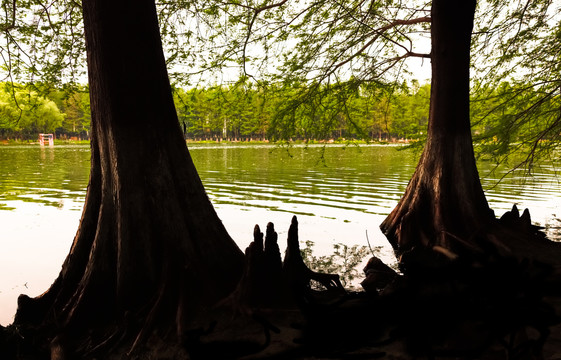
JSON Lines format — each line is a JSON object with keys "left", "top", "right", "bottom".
{"left": 0, "top": 80, "right": 428, "bottom": 141}
{"left": 2, "top": 79, "right": 557, "bottom": 151}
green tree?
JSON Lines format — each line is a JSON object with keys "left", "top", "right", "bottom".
{"left": 59, "top": 89, "right": 91, "bottom": 137}
{"left": 380, "top": 0, "right": 495, "bottom": 259}
{"left": 0, "top": 83, "right": 64, "bottom": 138}
{"left": 177, "top": 0, "right": 558, "bottom": 262}
{"left": 403, "top": 81, "right": 430, "bottom": 139}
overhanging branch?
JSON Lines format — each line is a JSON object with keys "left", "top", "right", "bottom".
{"left": 242, "top": 0, "right": 290, "bottom": 77}
{"left": 325, "top": 16, "right": 431, "bottom": 79}
{"left": 1, "top": 0, "right": 17, "bottom": 32}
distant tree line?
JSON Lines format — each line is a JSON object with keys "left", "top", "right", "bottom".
{"left": 0, "top": 80, "right": 431, "bottom": 142}
{"left": 173, "top": 80, "right": 431, "bottom": 142}
{"left": 1, "top": 80, "right": 557, "bottom": 149}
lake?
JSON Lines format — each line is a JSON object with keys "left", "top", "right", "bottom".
{"left": 1, "top": 143, "right": 560, "bottom": 325}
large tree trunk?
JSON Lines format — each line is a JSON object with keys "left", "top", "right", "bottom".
{"left": 380, "top": 0, "right": 495, "bottom": 264}
{"left": 15, "top": 0, "right": 245, "bottom": 355}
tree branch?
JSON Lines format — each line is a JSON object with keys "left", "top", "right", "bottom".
{"left": 242, "top": 0, "right": 290, "bottom": 77}
{"left": 1, "top": 0, "right": 17, "bottom": 32}
{"left": 325, "top": 16, "right": 431, "bottom": 79}
{"left": 255, "top": 0, "right": 290, "bottom": 13}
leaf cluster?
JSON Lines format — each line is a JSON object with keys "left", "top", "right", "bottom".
{"left": 0, "top": 81, "right": 90, "bottom": 139}
{"left": 471, "top": 80, "right": 561, "bottom": 173}
{"left": 300, "top": 239, "right": 373, "bottom": 290}
{"left": 469, "top": 0, "right": 561, "bottom": 167}
{"left": 0, "top": 82, "right": 64, "bottom": 136}
{"left": 0, "top": 0, "right": 85, "bottom": 86}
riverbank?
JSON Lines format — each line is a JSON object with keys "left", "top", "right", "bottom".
{"left": 0, "top": 138, "right": 414, "bottom": 147}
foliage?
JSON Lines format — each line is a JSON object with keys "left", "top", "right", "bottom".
{"left": 4, "top": 75, "right": 559, "bottom": 155}
{"left": 158, "top": 0, "right": 432, "bottom": 141}
{"left": 0, "top": 82, "right": 90, "bottom": 139}
{"left": 159, "top": 0, "right": 431, "bottom": 84}
{"left": 471, "top": 80, "right": 561, "bottom": 172}
{"left": 171, "top": 79, "right": 430, "bottom": 141}
{"left": 158, "top": 0, "right": 561, "bottom": 161}
{"left": 300, "top": 240, "right": 373, "bottom": 290}
{"left": 1, "top": 78, "right": 430, "bottom": 141}
{"left": 1, "top": 1, "right": 431, "bottom": 140}
{"left": 0, "top": 1, "right": 85, "bottom": 85}
{"left": 0, "top": 82, "right": 64, "bottom": 137}
{"left": 471, "top": 0, "right": 561, "bottom": 169}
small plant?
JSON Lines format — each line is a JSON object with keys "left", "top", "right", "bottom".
{"left": 300, "top": 240, "right": 376, "bottom": 290}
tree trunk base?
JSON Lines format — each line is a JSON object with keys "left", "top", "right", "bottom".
{"left": 5, "top": 211, "right": 561, "bottom": 359}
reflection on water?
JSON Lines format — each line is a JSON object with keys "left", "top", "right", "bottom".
{"left": 0, "top": 145, "right": 89, "bottom": 210}
{"left": 192, "top": 144, "right": 414, "bottom": 217}
{"left": 479, "top": 162, "right": 561, "bottom": 238}
{"left": 0, "top": 144, "right": 559, "bottom": 325}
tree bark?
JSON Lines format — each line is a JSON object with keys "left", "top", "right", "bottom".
{"left": 15, "top": 0, "right": 245, "bottom": 354}
{"left": 380, "top": 0, "right": 495, "bottom": 263}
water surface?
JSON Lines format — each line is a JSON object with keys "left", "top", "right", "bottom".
{"left": 0, "top": 144, "right": 559, "bottom": 325}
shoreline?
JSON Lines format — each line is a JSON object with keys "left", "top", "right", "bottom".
{"left": 0, "top": 138, "right": 415, "bottom": 146}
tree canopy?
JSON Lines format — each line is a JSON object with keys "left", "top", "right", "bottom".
{"left": 2, "top": 0, "right": 559, "bottom": 164}
{"left": 469, "top": 0, "right": 561, "bottom": 169}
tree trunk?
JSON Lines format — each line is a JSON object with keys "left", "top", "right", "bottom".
{"left": 380, "top": 0, "right": 495, "bottom": 263}
{"left": 15, "top": 0, "right": 245, "bottom": 355}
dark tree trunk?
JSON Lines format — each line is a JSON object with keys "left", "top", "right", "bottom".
{"left": 375, "top": 2, "right": 561, "bottom": 354}
{"left": 15, "top": 0, "right": 245, "bottom": 355}
{"left": 380, "top": 0, "right": 495, "bottom": 263}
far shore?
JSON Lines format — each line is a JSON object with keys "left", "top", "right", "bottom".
{"left": 0, "top": 137, "right": 415, "bottom": 146}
